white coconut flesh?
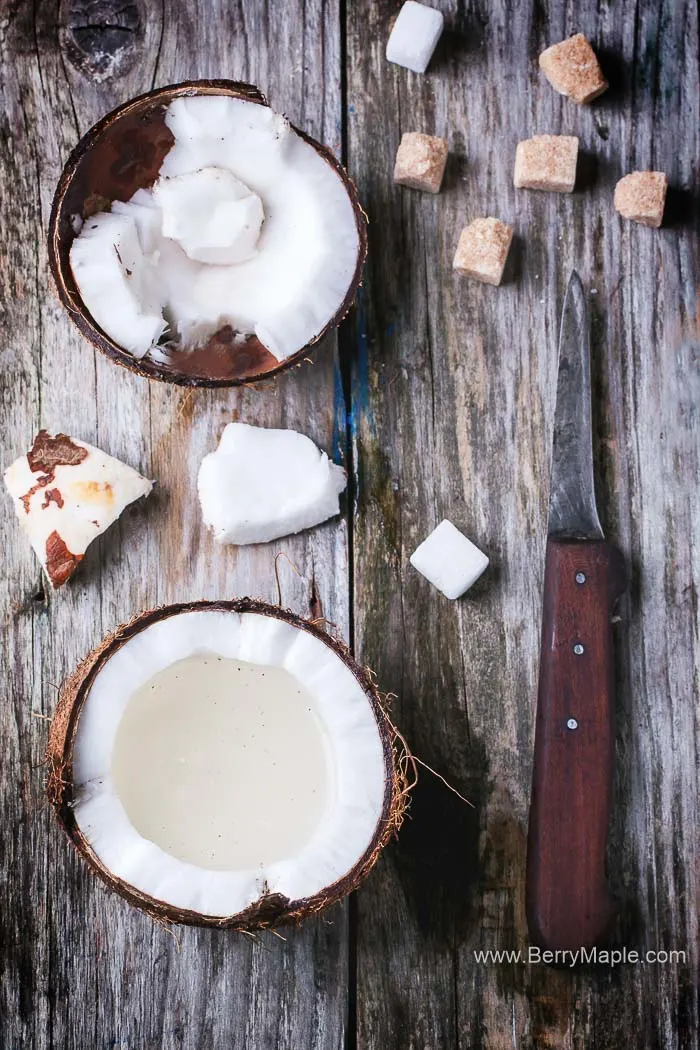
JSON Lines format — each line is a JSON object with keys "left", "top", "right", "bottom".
{"left": 198, "top": 422, "right": 347, "bottom": 545}
{"left": 69, "top": 96, "right": 361, "bottom": 363}
{"left": 69, "top": 211, "right": 166, "bottom": 359}
{"left": 152, "top": 167, "right": 264, "bottom": 265}
{"left": 71, "top": 609, "right": 387, "bottom": 918}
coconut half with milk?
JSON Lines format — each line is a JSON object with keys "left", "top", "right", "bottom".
{"left": 47, "top": 600, "right": 406, "bottom": 927}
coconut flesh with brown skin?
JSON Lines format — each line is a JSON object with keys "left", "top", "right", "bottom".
{"left": 3, "top": 431, "right": 152, "bottom": 588}
{"left": 65, "top": 88, "right": 365, "bottom": 373}
{"left": 47, "top": 601, "right": 406, "bottom": 928}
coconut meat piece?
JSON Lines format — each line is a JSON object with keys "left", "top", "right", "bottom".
{"left": 69, "top": 95, "right": 361, "bottom": 362}
{"left": 3, "top": 431, "right": 153, "bottom": 587}
{"left": 69, "top": 210, "right": 167, "bottom": 358}
{"left": 111, "top": 188, "right": 163, "bottom": 254}
{"left": 153, "top": 166, "right": 264, "bottom": 264}
{"left": 70, "top": 609, "right": 387, "bottom": 918}
{"left": 198, "top": 422, "right": 347, "bottom": 545}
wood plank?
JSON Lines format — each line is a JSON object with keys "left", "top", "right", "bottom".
{"left": 346, "top": 1, "right": 699, "bottom": 1047}
{"left": 0, "top": 2, "right": 349, "bottom": 1047}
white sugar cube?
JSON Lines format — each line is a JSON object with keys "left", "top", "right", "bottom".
{"left": 410, "top": 519, "right": 489, "bottom": 599}
{"left": 386, "top": 2, "right": 444, "bottom": 74}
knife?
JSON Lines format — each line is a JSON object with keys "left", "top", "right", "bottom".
{"left": 526, "top": 271, "right": 626, "bottom": 953}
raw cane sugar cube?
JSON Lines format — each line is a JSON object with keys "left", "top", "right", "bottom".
{"left": 453, "top": 218, "right": 513, "bottom": 286}
{"left": 539, "top": 34, "right": 608, "bottom": 104}
{"left": 386, "top": 1, "right": 444, "bottom": 74}
{"left": 514, "top": 135, "right": 579, "bottom": 193}
{"left": 614, "top": 171, "right": 668, "bottom": 228}
{"left": 393, "top": 132, "right": 449, "bottom": 194}
{"left": 410, "top": 519, "right": 489, "bottom": 600}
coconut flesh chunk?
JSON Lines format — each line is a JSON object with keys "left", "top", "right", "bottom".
{"left": 153, "top": 167, "right": 264, "bottom": 264}
{"left": 198, "top": 422, "right": 347, "bottom": 545}
{"left": 69, "top": 96, "right": 361, "bottom": 363}
{"left": 3, "top": 430, "right": 153, "bottom": 587}
{"left": 64, "top": 607, "right": 389, "bottom": 920}
{"left": 69, "top": 211, "right": 166, "bottom": 359}
{"left": 112, "top": 188, "right": 163, "bottom": 254}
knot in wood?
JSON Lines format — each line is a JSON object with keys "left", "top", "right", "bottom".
{"left": 60, "top": 0, "right": 141, "bottom": 82}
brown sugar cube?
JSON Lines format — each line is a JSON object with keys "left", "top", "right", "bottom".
{"left": 393, "top": 132, "right": 448, "bottom": 194}
{"left": 539, "top": 33, "right": 608, "bottom": 104}
{"left": 514, "top": 135, "right": 579, "bottom": 193}
{"left": 614, "top": 171, "right": 668, "bottom": 228}
{"left": 452, "top": 218, "right": 513, "bottom": 286}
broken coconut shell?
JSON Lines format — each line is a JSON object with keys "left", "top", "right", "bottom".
{"left": 48, "top": 80, "right": 368, "bottom": 388}
{"left": 46, "top": 598, "right": 408, "bottom": 929}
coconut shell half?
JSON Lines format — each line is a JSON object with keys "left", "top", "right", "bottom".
{"left": 48, "top": 80, "right": 368, "bottom": 387}
{"left": 47, "top": 599, "right": 408, "bottom": 929}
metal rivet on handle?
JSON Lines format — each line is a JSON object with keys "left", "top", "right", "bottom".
{"left": 575, "top": 572, "right": 586, "bottom": 584}
{"left": 573, "top": 643, "right": 584, "bottom": 655}
{"left": 567, "top": 718, "right": 578, "bottom": 730}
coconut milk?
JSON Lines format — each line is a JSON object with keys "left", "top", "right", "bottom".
{"left": 110, "top": 654, "right": 331, "bottom": 871}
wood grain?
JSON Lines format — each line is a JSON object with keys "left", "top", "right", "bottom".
{"left": 0, "top": 0, "right": 698, "bottom": 1048}
{"left": 1, "top": 2, "right": 349, "bottom": 1048}
{"left": 346, "top": 0, "right": 699, "bottom": 1047}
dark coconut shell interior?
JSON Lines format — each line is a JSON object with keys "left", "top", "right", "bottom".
{"left": 48, "top": 81, "right": 368, "bottom": 388}
{"left": 47, "top": 599, "right": 407, "bottom": 929}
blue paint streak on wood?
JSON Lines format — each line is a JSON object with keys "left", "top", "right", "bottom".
{"left": 332, "top": 354, "right": 348, "bottom": 465}
{"left": 348, "top": 287, "right": 374, "bottom": 444}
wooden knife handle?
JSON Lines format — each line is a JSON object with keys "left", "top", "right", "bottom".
{"left": 526, "top": 537, "right": 626, "bottom": 953}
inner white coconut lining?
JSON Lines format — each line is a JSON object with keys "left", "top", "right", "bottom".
{"left": 72, "top": 610, "right": 387, "bottom": 918}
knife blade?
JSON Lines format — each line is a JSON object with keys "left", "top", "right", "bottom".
{"left": 547, "top": 272, "right": 603, "bottom": 541}
{"left": 526, "top": 271, "right": 626, "bottom": 953}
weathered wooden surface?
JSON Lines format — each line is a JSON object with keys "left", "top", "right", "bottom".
{"left": 347, "top": 1, "right": 699, "bottom": 1048}
{"left": 0, "top": 0, "right": 698, "bottom": 1048}
{"left": 1, "top": 2, "right": 349, "bottom": 1048}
